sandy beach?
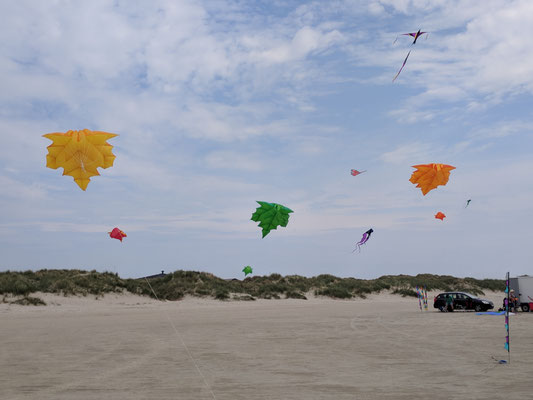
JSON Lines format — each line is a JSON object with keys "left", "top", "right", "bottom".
{"left": 1, "top": 292, "right": 531, "bottom": 400}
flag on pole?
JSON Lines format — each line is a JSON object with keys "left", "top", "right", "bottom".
{"left": 504, "top": 272, "right": 510, "bottom": 363}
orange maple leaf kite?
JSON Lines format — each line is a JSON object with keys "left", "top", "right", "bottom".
{"left": 435, "top": 212, "right": 446, "bottom": 221}
{"left": 409, "top": 163, "right": 456, "bottom": 195}
{"left": 43, "top": 129, "right": 118, "bottom": 190}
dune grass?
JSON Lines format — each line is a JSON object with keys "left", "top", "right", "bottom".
{"left": 0, "top": 269, "right": 505, "bottom": 304}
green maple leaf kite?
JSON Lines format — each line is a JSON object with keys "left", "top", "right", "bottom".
{"left": 251, "top": 201, "right": 294, "bottom": 238}
{"left": 242, "top": 266, "right": 253, "bottom": 276}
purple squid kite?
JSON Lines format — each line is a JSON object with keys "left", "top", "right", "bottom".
{"left": 353, "top": 228, "right": 373, "bottom": 252}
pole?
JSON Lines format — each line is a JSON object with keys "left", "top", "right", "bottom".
{"left": 505, "top": 271, "right": 510, "bottom": 364}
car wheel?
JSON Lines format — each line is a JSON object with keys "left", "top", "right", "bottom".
{"left": 521, "top": 304, "right": 530, "bottom": 312}
{"left": 474, "top": 304, "right": 482, "bottom": 312}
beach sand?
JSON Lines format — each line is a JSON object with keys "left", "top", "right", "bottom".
{"left": 1, "top": 291, "right": 531, "bottom": 400}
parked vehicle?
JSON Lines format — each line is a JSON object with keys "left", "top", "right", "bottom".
{"left": 433, "top": 292, "right": 494, "bottom": 312}
{"left": 509, "top": 275, "right": 533, "bottom": 312}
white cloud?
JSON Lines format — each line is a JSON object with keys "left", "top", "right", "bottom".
{"left": 368, "top": 1, "right": 386, "bottom": 15}
{"left": 175, "top": 102, "right": 268, "bottom": 141}
{"left": 388, "top": 107, "right": 437, "bottom": 123}
{"left": 0, "top": 175, "right": 47, "bottom": 200}
{"left": 204, "top": 151, "right": 263, "bottom": 171}
{"left": 252, "top": 26, "right": 342, "bottom": 64}
{"left": 469, "top": 120, "right": 533, "bottom": 140}
{"left": 380, "top": 142, "right": 435, "bottom": 164}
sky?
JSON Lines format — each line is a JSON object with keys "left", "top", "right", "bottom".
{"left": 1, "top": 0, "right": 532, "bottom": 280}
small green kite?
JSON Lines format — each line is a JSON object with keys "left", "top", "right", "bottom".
{"left": 242, "top": 266, "right": 253, "bottom": 276}
{"left": 251, "top": 201, "right": 293, "bottom": 238}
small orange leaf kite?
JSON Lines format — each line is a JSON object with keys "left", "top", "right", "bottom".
{"left": 43, "top": 129, "right": 118, "bottom": 190}
{"left": 409, "top": 163, "right": 456, "bottom": 195}
{"left": 435, "top": 212, "right": 446, "bottom": 221}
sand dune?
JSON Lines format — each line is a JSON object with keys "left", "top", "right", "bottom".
{"left": 1, "top": 292, "right": 531, "bottom": 400}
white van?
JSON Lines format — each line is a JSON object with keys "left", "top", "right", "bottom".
{"left": 509, "top": 275, "right": 533, "bottom": 312}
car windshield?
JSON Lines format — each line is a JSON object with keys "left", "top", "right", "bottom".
{"left": 462, "top": 293, "right": 478, "bottom": 299}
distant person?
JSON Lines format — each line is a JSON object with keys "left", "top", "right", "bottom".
{"left": 446, "top": 294, "right": 454, "bottom": 312}
{"left": 466, "top": 296, "right": 473, "bottom": 310}
{"left": 510, "top": 290, "right": 518, "bottom": 312}
{"left": 500, "top": 297, "right": 507, "bottom": 312}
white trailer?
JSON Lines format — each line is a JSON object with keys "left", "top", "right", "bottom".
{"left": 509, "top": 275, "right": 533, "bottom": 312}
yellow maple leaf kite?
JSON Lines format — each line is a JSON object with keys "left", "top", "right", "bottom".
{"left": 409, "top": 163, "right": 456, "bottom": 195}
{"left": 43, "top": 129, "right": 118, "bottom": 191}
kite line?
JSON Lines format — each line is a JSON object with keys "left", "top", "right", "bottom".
{"left": 144, "top": 278, "right": 217, "bottom": 400}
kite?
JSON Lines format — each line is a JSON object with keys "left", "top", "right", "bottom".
{"left": 392, "top": 50, "right": 411, "bottom": 82}
{"left": 409, "top": 163, "right": 456, "bottom": 195}
{"left": 394, "top": 29, "right": 428, "bottom": 45}
{"left": 242, "top": 266, "right": 253, "bottom": 276}
{"left": 435, "top": 212, "right": 446, "bottom": 221}
{"left": 109, "top": 227, "right": 127, "bottom": 242}
{"left": 251, "top": 201, "right": 293, "bottom": 238}
{"left": 353, "top": 228, "right": 373, "bottom": 252}
{"left": 465, "top": 199, "right": 471, "bottom": 208}
{"left": 416, "top": 286, "right": 429, "bottom": 311}
{"left": 351, "top": 169, "right": 367, "bottom": 176}
{"left": 392, "top": 29, "right": 428, "bottom": 82}
{"left": 43, "top": 129, "right": 118, "bottom": 190}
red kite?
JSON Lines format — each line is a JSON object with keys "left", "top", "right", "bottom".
{"left": 435, "top": 212, "right": 446, "bottom": 221}
{"left": 109, "top": 227, "right": 127, "bottom": 242}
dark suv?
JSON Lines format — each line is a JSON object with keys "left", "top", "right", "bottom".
{"left": 434, "top": 292, "right": 494, "bottom": 312}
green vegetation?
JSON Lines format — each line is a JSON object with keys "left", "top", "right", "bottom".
{"left": 392, "top": 288, "right": 418, "bottom": 298}
{"left": 11, "top": 296, "right": 47, "bottom": 306}
{"left": 0, "top": 269, "right": 126, "bottom": 297}
{"left": 0, "top": 269, "right": 505, "bottom": 305}
{"left": 2, "top": 295, "right": 47, "bottom": 306}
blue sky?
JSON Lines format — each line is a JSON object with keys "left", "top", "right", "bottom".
{"left": 1, "top": 0, "right": 532, "bottom": 279}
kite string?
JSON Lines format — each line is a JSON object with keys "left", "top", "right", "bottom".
{"left": 144, "top": 278, "right": 217, "bottom": 400}
{"left": 351, "top": 244, "right": 361, "bottom": 253}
